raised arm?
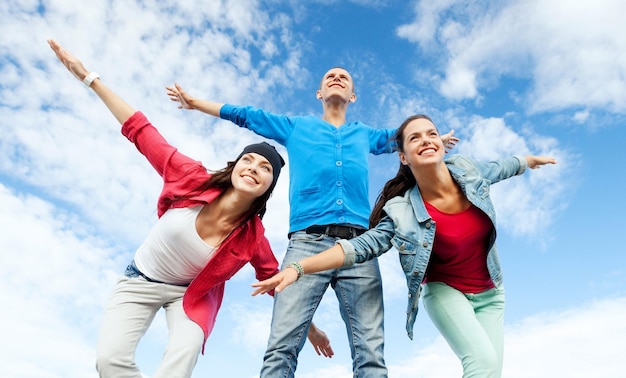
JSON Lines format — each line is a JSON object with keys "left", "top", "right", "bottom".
{"left": 48, "top": 39, "right": 135, "bottom": 124}
{"left": 166, "top": 83, "right": 223, "bottom": 117}
{"left": 251, "top": 244, "right": 346, "bottom": 295}
{"left": 525, "top": 155, "right": 557, "bottom": 169}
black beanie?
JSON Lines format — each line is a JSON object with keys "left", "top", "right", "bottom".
{"left": 236, "top": 142, "right": 285, "bottom": 187}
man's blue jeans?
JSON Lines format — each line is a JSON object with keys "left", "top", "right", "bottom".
{"left": 260, "top": 231, "right": 387, "bottom": 378}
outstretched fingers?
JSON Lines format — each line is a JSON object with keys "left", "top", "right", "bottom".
{"left": 251, "top": 276, "right": 281, "bottom": 296}
{"left": 165, "top": 83, "right": 194, "bottom": 110}
{"left": 527, "top": 156, "right": 558, "bottom": 169}
{"left": 47, "top": 39, "right": 88, "bottom": 82}
{"left": 165, "top": 85, "right": 184, "bottom": 108}
{"left": 251, "top": 270, "right": 298, "bottom": 296}
{"left": 308, "top": 328, "right": 334, "bottom": 358}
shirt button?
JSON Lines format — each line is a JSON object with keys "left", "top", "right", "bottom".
{"left": 336, "top": 199, "right": 343, "bottom": 205}
{"left": 425, "top": 222, "right": 431, "bottom": 229}
{"left": 336, "top": 143, "right": 342, "bottom": 148}
{"left": 336, "top": 161, "right": 342, "bottom": 167}
{"left": 422, "top": 241, "right": 428, "bottom": 248}
{"left": 339, "top": 216, "right": 345, "bottom": 222}
{"left": 336, "top": 181, "right": 342, "bottom": 187}
{"left": 413, "top": 271, "right": 419, "bottom": 276}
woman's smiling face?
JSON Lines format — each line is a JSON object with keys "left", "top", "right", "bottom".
{"left": 231, "top": 152, "right": 274, "bottom": 198}
{"left": 398, "top": 117, "right": 444, "bottom": 169}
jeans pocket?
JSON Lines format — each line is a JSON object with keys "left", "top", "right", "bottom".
{"left": 289, "top": 231, "right": 326, "bottom": 243}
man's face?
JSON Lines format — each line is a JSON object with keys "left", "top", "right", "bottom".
{"left": 317, "top": 68, "right": 356, "bottom": 103}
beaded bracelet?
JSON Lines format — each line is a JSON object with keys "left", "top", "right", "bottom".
{"left": 288, "top": 261, "right": 304, "bottom": 281}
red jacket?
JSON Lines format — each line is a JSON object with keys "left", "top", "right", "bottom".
{"left": 122, "top": 112, "right": 279, "bottom": 352}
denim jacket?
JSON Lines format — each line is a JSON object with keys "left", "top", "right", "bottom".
{"left": 337, "top": 155, "right": 527, "bottom": 339}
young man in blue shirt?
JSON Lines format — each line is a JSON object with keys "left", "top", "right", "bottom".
{"left": 167, "top": 68, "right": 456, "bottom": 377}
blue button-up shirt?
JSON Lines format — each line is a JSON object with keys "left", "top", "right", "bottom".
{"left": 220, "top": 104, "right": 397, "bottom": 233}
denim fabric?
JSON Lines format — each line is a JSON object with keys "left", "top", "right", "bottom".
{"left": 124, "top": 260, "right": 143, "bottom": 278}
{"left": 260, "top": 232, "right": 387, "bottom": 378}
{"left": 423, "top": 282, "right": 505, "bottom": 378}
{"left": 338, "top": 155, "right": 527, "bottom": 339}
{"left": 125, "top": 260, "right": 189, "bottom": 287}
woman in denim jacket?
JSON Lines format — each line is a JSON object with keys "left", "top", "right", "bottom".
{"left": 253, "top": 114, "right": 556, "bottom": 377}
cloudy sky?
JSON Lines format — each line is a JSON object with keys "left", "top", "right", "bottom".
{"left": 1, "top": 0, "right": 625, "bottom": 377}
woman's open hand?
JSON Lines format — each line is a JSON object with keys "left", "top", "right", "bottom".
{"left": 251, "top": 267, "right": 299, "bottom": 296}
{"left": 48, "top": 39, "right": 89, "bottom": 83}
{"left": 526, "top": 156, "right": 557, "bottom": 169}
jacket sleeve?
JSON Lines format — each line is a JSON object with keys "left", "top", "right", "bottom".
{"left": 248, "top": 219, "right": 280, "bottom": 284}
{"left": 463, "top": 155, "right": 528, "bottom": 185}
{"left": 337, "top": 215, "right": 396, "bottom": 267}
{"left": 121, "top": 111, "right": 203, "bottom": 182}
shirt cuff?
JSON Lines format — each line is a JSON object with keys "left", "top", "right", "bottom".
{"left": 219, "top": 103, "right": 234, "bottom": 119}
{"left": 513, "top": 155, "right": 528, "bottom": 175}
{"left": 336, "top": 239, "right": 356, "bottom": 267}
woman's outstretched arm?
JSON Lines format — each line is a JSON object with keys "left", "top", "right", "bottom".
{"left": 48, "top": 39, "right": 136, "bottom": 124}
{"left": 251, "top": 244, "right": 346, "bottom": 295}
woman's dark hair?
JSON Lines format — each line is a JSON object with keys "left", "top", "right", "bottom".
{"left": 172, "top": 159, "right": 275, "bottom": 224}
{"left": 369, "top": 114, "right": 435, "bottom": 228}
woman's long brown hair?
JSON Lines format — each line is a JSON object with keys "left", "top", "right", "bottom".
{"left": 369, "top": 114, "right": 435, "bottom": 228}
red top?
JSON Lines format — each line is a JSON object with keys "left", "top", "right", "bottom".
{"left": 424, "top": 201, "right": 495, "bottom": 294}
{"left": 122, "top": 112, "right": 279, "bottom": 353}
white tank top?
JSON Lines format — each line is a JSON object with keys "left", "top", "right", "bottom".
{"left": 134, "top": 206, "right": 217, "bottom": 285}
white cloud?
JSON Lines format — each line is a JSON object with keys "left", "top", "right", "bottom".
{"left": 502, "top": 296, "right": 626, "bottom": 377}
{"left": 0, "top": 184, "right": 119, "bottom": 377}
{"left": 456, "top": 116, "right": 569, "bottom": 237}
{"left": 384, "top": 296, "right": 626, "bottom": 378}
{"left": 572, "top": 109, "right": 591, "bottom": 123}
{"left": 397, "top": 0, "right": 626, "bottom": 113}
{"left": 230, "top": 302, "right": 273, "bottom": 353}
{"left": 396, "top": 0, "right": 458, "bottom": 46}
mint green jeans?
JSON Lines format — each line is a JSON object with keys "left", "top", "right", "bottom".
{"left": 422, "top": 282, "right": 505, "bottom": 378}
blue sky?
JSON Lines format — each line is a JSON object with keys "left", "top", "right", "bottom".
{"left": 1, "top": 0, "right": 625, "bottom": 377}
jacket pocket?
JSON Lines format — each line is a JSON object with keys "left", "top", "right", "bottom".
{"left": 391, "top": 233, "right": 417, "bottom": 274}
{"left": 476, "top": 180, "right": 490, "bottom": 199}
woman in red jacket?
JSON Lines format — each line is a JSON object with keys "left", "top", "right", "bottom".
{"left": 48, "top": 39, "right": 332, "bottom": 378}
